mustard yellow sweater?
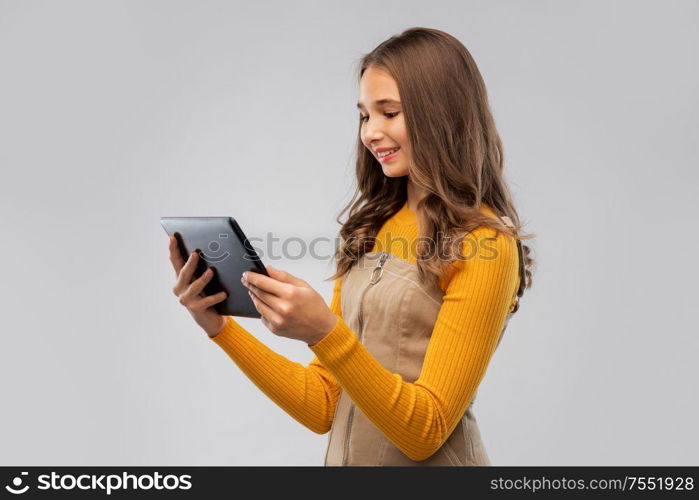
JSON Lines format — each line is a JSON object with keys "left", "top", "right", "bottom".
{"left": 210, "top": 201, "right": 521, "bottom": 461}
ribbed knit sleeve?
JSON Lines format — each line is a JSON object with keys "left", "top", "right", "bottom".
{"left": 308, "top": 227, "right": 520, "bottom": 461}
{"left": 209, "top": 276, "right": 344, "bottom": 434}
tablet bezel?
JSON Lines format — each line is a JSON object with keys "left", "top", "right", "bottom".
{"left": 160, "top": 216, "right": 269, "bottom": 318}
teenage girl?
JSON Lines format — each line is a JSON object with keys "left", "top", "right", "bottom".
{"left": 167, "top": 27, "right": 534, "bottom": 466}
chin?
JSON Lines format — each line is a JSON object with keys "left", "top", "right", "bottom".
{"left": 381, "top": 164, "right": 408, "bottom": 177}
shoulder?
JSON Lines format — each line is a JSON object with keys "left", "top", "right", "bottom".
{"left": 439, "top": 205, "right": 519, "bottom": 288}
{"left": 464, "top": 203, "right": 518, "bottom": 259}
{"left": 463, "top": 226, "right": 518, "bottom": 267}
{"left": 460, "top": 226, "right": 518, "bottom": 269}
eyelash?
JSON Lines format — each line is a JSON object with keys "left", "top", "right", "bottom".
{"left": 359, "top": 112, "right": 400, "bottom": 123}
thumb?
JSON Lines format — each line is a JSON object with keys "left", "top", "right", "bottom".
{"left": 267, "top": 264, "right": 306, "bottom": 287}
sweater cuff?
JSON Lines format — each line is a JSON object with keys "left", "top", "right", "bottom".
{"left": 308, "top": 317, "right": 359, "bottom": 367}
{"left": 209, "top": 316, "right": 247, "bottom": 350}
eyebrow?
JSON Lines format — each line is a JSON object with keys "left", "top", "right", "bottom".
{"left": 356, "top": 98, "right": 401, "bottom": 110}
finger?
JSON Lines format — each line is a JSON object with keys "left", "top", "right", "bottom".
{"left": 267, "top": 265, "right": 307, "bottom": 287}
{"left": 168, "top": 235, "right": 186, "bottom": 275}
{"left": 248, "top": 289, "right": 282, "bottom": 326}
{"left": 175, "top": 251, "right": 200, "bottom": 292}
{"left": 188, "top": 290, "right": 228, "bottom": 313}
{"left": 181, "top": 267, "right": 215, "bottom": 302}
{"left": 243, "top": 270, "right": 291, "bottom": 297}
{"left": 246, "top": 281, "right": 285, "bottom": 314}
{"left": 173, "top": 251, "right": 199, "bottom": 296}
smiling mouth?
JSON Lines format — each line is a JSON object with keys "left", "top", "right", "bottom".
{"left": 376, "top": 147, "right": 400, "bottom": 158}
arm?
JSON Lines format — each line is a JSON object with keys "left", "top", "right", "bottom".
{"left": 308, "top": 227, "right": 520, "bottom": 461}
{"left": 209, "top": 277, "right": 344, "bottom": 434}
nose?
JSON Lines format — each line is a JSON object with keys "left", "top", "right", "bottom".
{"left": 363, "top": 120, "right": 385, "bottom": 147}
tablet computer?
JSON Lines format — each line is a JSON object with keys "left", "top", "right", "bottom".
{"left": 160, "top": 216, "right": 269, "bottom": 318}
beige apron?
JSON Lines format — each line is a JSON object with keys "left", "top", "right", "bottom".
{"left": 324, "top": 219, "right": 525, "bottom": 466}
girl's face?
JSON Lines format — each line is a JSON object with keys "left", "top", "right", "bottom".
{"left": 357, "top": 66, "right": 411, "bottom": 177}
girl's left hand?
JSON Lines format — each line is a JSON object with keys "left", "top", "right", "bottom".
{"left": 241, "top": 265, "right": 339, "bottom": 345}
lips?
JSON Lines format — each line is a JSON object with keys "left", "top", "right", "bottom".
{"left": 376, "top": 147, "right": 400, "bottom": 158}
{"left": 377, "top": 149, "right": 400, "bottom": 162}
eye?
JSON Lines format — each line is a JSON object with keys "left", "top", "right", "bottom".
{"left": 359, "top": 112, "right": 400, "bottom": 123}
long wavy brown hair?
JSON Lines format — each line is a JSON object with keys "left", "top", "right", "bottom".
{"left": 326, "top": 27, "right": 536, "bottom": 308}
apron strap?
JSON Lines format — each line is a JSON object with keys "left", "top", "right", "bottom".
{"left": 499, "top": 216, "right": 526, "bottom": 313}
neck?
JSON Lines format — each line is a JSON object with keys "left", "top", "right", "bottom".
{"left": 406, "top": 177, "right": 427, "bottom": 212}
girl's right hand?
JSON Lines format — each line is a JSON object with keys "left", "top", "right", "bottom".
{"left": 168, "top": 235, "right": 229, "bottom": 338}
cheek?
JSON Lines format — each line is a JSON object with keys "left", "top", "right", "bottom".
{"left": 394, "top": 123, "right": 409, "bottom": 149}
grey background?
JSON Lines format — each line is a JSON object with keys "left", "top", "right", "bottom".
{"left": 1, "top": 0, "right": 697, "bottom": 466}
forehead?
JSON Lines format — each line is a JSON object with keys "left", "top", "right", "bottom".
{"left": 357, "top": 66, "right": 400, "bottom": 108}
